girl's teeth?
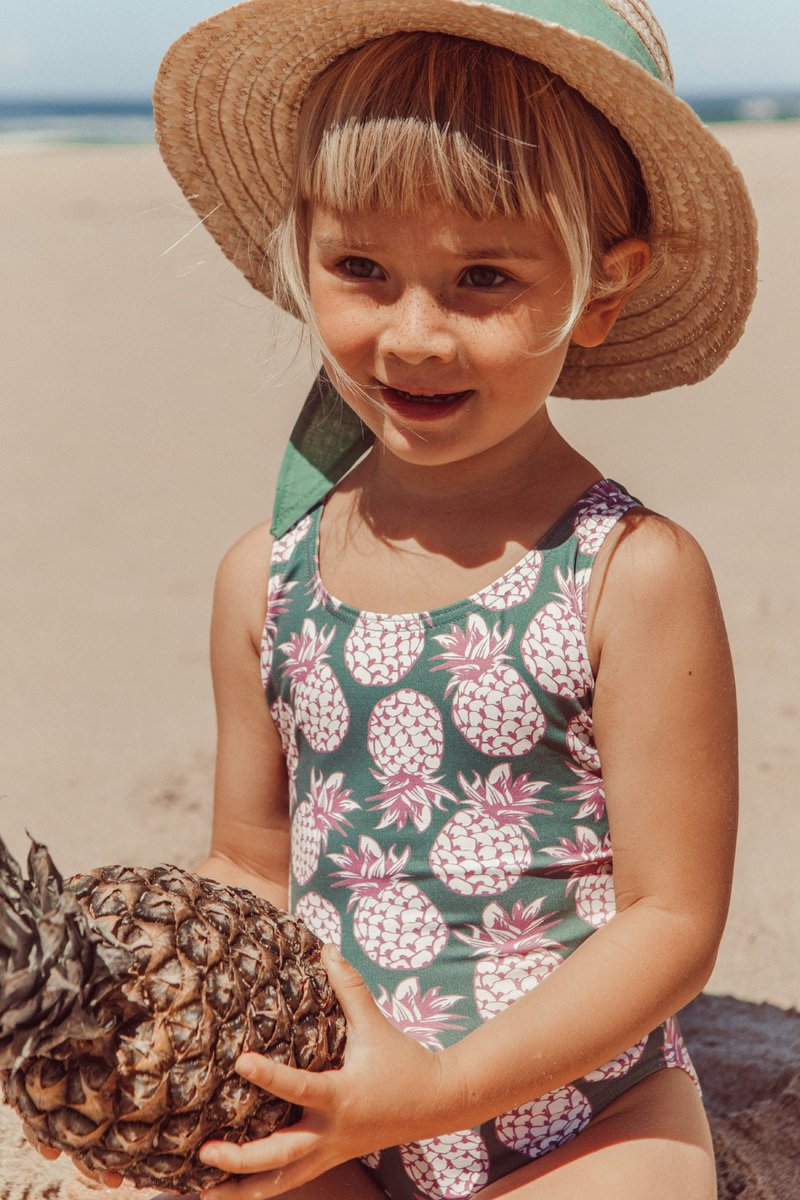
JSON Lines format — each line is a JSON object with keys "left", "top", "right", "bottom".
{"left": 395, "top": 389, "right": 465, "bottom": 403}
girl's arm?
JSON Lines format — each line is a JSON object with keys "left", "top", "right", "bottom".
{"left": 438, "top": 511, "right": 738, "bottom": 1119}
{"left": 201, "top": 512, "right": 738, "bottom": 1196}
{"left": 196, "top": 522, "right": 291, "bottom": 907}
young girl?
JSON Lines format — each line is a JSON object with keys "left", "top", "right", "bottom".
{"left": 155, "top": 1, "right": 755, "bottom": 1197}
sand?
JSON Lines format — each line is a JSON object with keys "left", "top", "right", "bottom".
{"left": 1, "top": 122, "right": 799, "bottom": 1196}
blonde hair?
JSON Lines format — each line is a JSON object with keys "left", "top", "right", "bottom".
{"left": 269, "top": 32, "right": 649, "bottom": 377}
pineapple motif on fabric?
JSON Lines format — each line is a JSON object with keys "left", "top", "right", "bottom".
{"left": 262, "top": 479, "right": 701, "bottom": 1198}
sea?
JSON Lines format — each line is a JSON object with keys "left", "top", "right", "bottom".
{"left": 0, "top": 94, "right": 798, "bottom": 149}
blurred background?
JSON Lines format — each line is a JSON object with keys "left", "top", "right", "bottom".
{"left": 1, "top": 1, "right": 798, "bottom": 1011}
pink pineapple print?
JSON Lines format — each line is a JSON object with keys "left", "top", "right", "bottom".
{"left": 345, "top": 613, "right": 427, "bottom": 686}
{"left": 585, "top": 1037, "right": 648, "bottom": 1081}
{"left": 662, "top": 1017, "right": 702, "bottom": 1092}
{"left": 375, "top": 976, "right": 466, "bottom": 1050}
{"left": 429, "top": 764, "right": 551, "bottom": 895}
{"left": 399, "top": 1129, "right": 490, "bottom": 1198}
{"left": 291, "top": 769, "right": 359, "bottom": 886}
{"left": 279, "top": 619, "right": 350, "bottom": 752}
{"left": 270, "top": 696, "right": 299, "bottom": 805}
{"left": 565, "top": 709, "right": 601, "bottom": 771}
{"left": 454, "top": 897, "right": 565, "bottom": 1019}
{"left": 304, "top": 568, "right": 331, "bottom": 612}
{"left": 271, "top": 514, "right": 313, "bottom": 564}
{"left": 469, "top": 551, "right": 543, "bottom": 610}
{"left": 561, "top": 764, "right": 606, "bottom": 822}
{"left": 541, "top": 827, "right": 615, "bottom": 927}
{"left": 432, "top": 614, "right": 545, "bottom": 757}
{"left": 495, "top": 1085, "right": 593, "bottom": 1159}
{"left": 260, "top": 574, "right": 297, "bottom": 681}
{"left": 292, "top": 892, "right": 342, "bottom": 948}
{"left": 330, "top": 836, "right": 448, "bottom": 970}
{"left": 520, "top": 567, "right": 593, "bottom": 699}
{"left": 366, "top": 690, "right": 456, "bottom": 832}
{"left": 573, "top": 481, "right": 636, "bottom": 555}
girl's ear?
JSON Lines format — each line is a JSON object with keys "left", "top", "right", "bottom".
{"left": 571, "top": 239, "right": 651, "bottom": 349}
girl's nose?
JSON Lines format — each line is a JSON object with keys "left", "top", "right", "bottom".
{"left": 377, "top": 288, "right": 458, "bottom": 364}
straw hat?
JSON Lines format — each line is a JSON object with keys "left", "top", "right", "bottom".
{"left": 153, "top": 0, "right": 758, "bottom": 400}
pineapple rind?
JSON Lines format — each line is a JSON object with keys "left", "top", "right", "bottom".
{"left": 1, "top": 860, "right": 346, "bottom": 1194}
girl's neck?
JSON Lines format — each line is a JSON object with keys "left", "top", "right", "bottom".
{"left": 352, "top": 416, "right": 595, "bottom": 532}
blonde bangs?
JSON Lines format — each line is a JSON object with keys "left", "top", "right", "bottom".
{"left": 270, "top": 32, "right": 649, "bottom": 350}
{"left": 305, "top": 117, "right": 540, "bottom": 224}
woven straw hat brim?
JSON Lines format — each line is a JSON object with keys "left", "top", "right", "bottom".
{"left": 153, "top": 0, "right": 758, "bottom": 399}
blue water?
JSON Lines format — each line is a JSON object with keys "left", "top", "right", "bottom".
{"left": 0, "top": 100, "right": 155, "bottom": 149}
{"left": 1, "top": 94, "right": 798, "bottom": 148}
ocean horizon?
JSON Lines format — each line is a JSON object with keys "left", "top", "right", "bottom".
{"left": 1, "top": 93, "right": 798, "bottom": 149}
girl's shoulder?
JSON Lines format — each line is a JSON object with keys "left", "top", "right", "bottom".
{"left": 586, "top": 507, "right": 723, "bottom": 672}
{"left": 213, "top": 519, "right": 274, "bottom": 651}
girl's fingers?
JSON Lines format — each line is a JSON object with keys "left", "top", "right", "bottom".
{"left": 320, "top": 945, "right": 382, "bottom": 1029}
{"left": 200, "top": 1126, "right": 319, "bottom": 1176}
{"left": 235, "top": 1054, "right": 332, "bottom": 1107}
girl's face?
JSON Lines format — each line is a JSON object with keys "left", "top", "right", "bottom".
{"left": 307, "top": 203, "right": 579, "bottom": 472}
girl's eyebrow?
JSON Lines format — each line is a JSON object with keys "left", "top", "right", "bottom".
{"left": 459, "top": 246, "right": 545, "bottom": 262}
{"left": 315, "top": 233, "right": 543, "bottom": 262}
{"left": 314, "top": 234, "right": 377, "bottom": 253}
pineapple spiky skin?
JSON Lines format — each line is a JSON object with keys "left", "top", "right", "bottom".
{"left": 0, "top": 842, "right": 346, "bottom": 1194}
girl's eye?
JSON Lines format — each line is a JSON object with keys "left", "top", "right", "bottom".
{"left": 340, "top": 256, "right": 383, "bottom": 280}
{"left": 463, "top": 265, "right": 509, "bottom": 289}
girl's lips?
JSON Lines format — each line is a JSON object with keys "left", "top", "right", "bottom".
{"left": 378, "top": 385, "right": 474, "bottom": 421}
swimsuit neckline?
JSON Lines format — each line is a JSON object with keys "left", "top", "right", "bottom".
{"left": 306, "top": 477, "right": 619, "bottom": 627}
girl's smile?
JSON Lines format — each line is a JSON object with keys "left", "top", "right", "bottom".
{"left": 307, "top": 205, "right": 582, "bottom": 474}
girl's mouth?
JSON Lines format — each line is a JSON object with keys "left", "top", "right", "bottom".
{"left": 379, "top": 385, "right": 474, "bottom": 420}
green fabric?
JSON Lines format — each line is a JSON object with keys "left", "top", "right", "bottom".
{"left": 497, "top": 0, "right": 661, "bottom": 80}
{"left": 270, "top": 372, "right": 374, "bottom": 537}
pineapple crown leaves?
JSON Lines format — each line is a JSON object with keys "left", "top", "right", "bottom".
{"left": 304, "top": 570, "right": 328, "bottom": 612}
{"left": 307, "top": 769, "right": 359, "bottom": 835}
{"left": 454, "top": 896, "right": 564, "bottom": 956}
{"left": 562, "top": 765, "right": 606, "bottom": 822}
{"left": 541, "top": 826, "right": 613, "bottom": 882}
{"left": 279, "top": 619, "right": 336, "bottom": 683}
{"left": 329, "top": 836, "right": 411, "bottom": 906}
{"left": 365, "top": 772, "right": 457, "bottom": 833}
{"left": 456, "top": 764, "right": 551, "bottom": 830}
{"left": 431, "top": 614, "right": 514, "bottom": 690}
{"left": 376, "top": 977, "right": 466, "bottom": 1048}
{"left": 0, "top": 836, "right": 134, "bottom": 1070}
{"left": 551, "top": 566, "right": 591, "bottom": 617}
{"left": 265, "top": 574, "right": 297, "bottom": 628}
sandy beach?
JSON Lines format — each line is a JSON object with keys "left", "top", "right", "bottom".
{"left": 2, "top": 121, "right": 799, "bottom": 1196}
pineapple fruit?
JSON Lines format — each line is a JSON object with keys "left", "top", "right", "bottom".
{"left": 0, "top": 837, "right": 346, "bottom": 1194}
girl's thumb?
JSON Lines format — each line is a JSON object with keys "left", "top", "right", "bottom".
{"left": 321, "top": 943, "right": 377, "bottom": 1026}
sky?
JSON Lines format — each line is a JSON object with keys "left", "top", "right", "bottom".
{"left": 0, "top": 0, "right": 798, "bottom": 100}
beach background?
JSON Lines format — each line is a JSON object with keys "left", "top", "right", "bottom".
{"left": 1, "top": 10, "right": 799, "bottom": 1196}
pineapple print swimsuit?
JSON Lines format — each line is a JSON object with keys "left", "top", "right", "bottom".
{"left": 261, "top": 479, "right": 701, "bottom": 1199}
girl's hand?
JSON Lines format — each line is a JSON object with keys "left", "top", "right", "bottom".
{"left": 198, "top": 945, "right": 459, "bottom": 1199}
